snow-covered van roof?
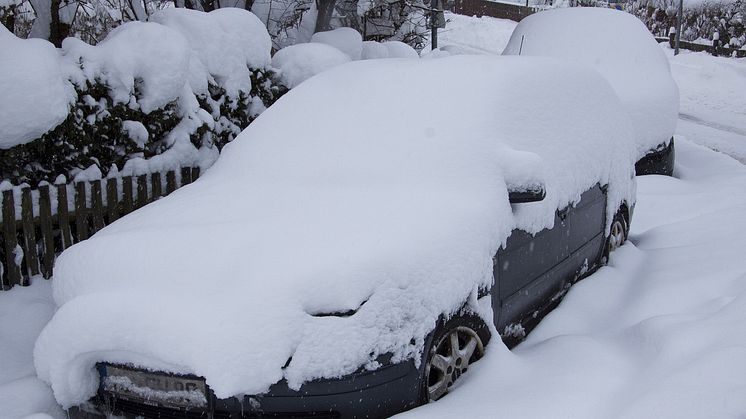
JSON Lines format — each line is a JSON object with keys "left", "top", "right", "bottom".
{"left": 503, "top": 8, "right": 679, "bottom": 159}
{"left": 35, "top": 56, "right": 636, "bottom": 407}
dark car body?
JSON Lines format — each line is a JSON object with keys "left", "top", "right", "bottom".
{"left": 69, "top": 183, "right": 629, "bottom": 419}
{"left": 635, "top": 138, "right": 675, "bottom": 176}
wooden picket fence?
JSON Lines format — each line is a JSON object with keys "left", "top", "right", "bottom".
{"left": 0, "top": 166, "right": 201, "bottom": 290}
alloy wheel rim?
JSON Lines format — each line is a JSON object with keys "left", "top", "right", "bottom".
{"left": 608, "top": 219, "right": 626, "bottom": 253}
{"left": 426, "top": 326, "right": 484, "bottom": 401}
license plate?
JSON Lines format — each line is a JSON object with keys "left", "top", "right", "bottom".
{"left": 102, "top": 365, "right": 207, "bottom": 408}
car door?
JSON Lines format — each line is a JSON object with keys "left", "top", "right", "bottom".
{"left": 493, "top": 209, "right": 571, "bottom": 334}
{"left": 492, "top": 184, "right": 607, "bottom": 336}
{"left": 562, "top": 184, "right": 607, "bottom": 278}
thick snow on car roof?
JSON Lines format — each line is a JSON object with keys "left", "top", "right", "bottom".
{"left": 503, "top": 8, "right": 679, "bottom": 158}
{"left": 35, "top": 56, "right": 636, "bottom": 407}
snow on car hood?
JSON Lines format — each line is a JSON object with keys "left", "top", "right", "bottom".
{"left": 503, "top": 8, "right": 680, "bottom": 159}
{"left": 34, "top": 56, "right": 636, "bottom": 407}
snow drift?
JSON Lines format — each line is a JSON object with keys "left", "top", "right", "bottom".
{"left": 503, "top": 8, "right": 679, "bottom": 159}
{"left": 35, "top": 56, "right": 636, "bottom": 408}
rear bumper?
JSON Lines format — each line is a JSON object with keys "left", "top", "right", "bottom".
{"left": 68, "top": 360, "right": 423, "bottom": 419}
{"left": 635, "top": 138, "right": 675, "bottom": 176}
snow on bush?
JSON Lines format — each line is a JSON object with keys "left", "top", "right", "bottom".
{"left": 0, "top": 25, "right": 74, "bottom": 149}
{"left": 271, "top": 42, "right": 351, "bottom": 88}
{"left": 63, "top": 22, "right": 192, "bottom": 114}
{"left": 150, "top": 7, "right": 272, "bottom": 98}
{"left": 361, "top": 40, "right": 390, "bottom": 59}
{"left": 503, "top": 8, "right": 679, "bottom": 159}
{"left": 624, "top": 0, "right": 746, "bottom": 49}
{"left": 35, "top": 56, "right": 636, "bottom": 407}
{"left": 272, "top": 35, "right": 419, "bottom": 89}
{"left": 0, "top": 8, "right": 286, "bottom": 185}
{"left": 311, "top": 27, "right": 363, "bottom": 60}
{"left": 384, "top": 40, "right": 419, "bottom": 58}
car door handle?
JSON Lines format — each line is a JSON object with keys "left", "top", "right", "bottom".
{"left": 557, "top": 207, "right": 569, "bottom": 221}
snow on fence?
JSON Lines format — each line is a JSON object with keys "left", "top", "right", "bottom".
{"left": 0, "top": 167, "right": 201, "bottom": 290}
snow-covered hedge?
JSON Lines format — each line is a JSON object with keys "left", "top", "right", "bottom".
{"left": 0, "top": 8, "right": 287, "bottom": 185}
{"left": 272, "top": 27, "right": 420, "bottom": 88}
{"left": 623, "top": 0, "right": 745, "bottom": 48}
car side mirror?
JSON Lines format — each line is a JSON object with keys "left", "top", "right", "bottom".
{"left": 508, "top": 186, "right": 546, "bottom": 204}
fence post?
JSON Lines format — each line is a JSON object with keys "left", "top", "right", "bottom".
{"left": 2, "top": 190, "right": 21, "bottom": 288}
{"left": 75, "top": 182, "right": 88, "bottom": 241}
{"left": 90, "top": 180, "right": 105, "bottom": 233}
{"left": 38, "top": 185, "right": 55, "bottom": 279}
{"left": 57, "top": 184, "right": 73, "bottom": 249}
{"left": 20, "top": 188, "right": 38, "bottom": 281}
{"left": 166, "top": 171, "right": 177, "bottom": 195}
{"left": 106, "top": 178, "right": 119, "bottom": 223}
{"left": 122, "top": 176, "right": 134, "bottom": 215}
{"left": 151, "top": 172, "right": 162, "bottom": 200}
{"left": 136, "top": 175, "right": 148, "bottom": 209}
{"left": 181, "top": 167, "right": 192, "bottom": 186}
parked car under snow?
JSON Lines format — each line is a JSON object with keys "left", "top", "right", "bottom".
{"left": 503, "top": 7, "right": 680, "bottom": 176}
{"left": 35, "top": 56, "right": 637, "bottom": 418}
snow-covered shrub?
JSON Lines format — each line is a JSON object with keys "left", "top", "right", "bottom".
{"left": 0, "top": 80, "right": 181, "bottom": 185}
{"left": 0, "top": 8, "right": 287, "bottom": 185}
{"left": 311, "top": 27, "right": 363, "bottom": 59}
{"left": 271, "top": 31, "right": 420, "bottom": 88}
{"left": 271, "top": 42, "right": 351, "bottom": 88}
{"left": 622, "top": 0, "right": 745, "bottom": 48}
{"left": 0, "top": 24, "right": 75, "bottom": 150}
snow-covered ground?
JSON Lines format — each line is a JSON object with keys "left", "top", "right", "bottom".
{"left": 666, "top": 47, "right": 746, "bottom": 164}
{"left": 0, "top": 280, "right": 61, "bottom": 418}
{"left": 422, "top": 12, "right": 517, "bottom": 55}
{"left": 2, "top": 12, "right": 746, "bottom": 419}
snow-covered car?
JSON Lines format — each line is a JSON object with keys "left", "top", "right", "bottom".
{"left": 503, "top": 7, "right": 680, "bottom": 176}
{"left": 35, "top": 56, "right": 637, "bottom": 418}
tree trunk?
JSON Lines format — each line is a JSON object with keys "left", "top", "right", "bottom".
{"left": 200, "top": 0, "right": 216, "bottom": 11}
{"left": 1, "top": 5, "right": 15, "bottom": 33}
{"left": 49, "top": 0, "right": 70, "bottom": 48}
{"left": 315, "top": 0, "right": 336, "bottom": 32}
{"left": 244, "top": 0, "right": 255, "bottom": 12}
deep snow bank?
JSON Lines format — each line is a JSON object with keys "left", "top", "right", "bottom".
{"left": 35, "top": 56, "right": 635, "bottom": 407}
{"left": 503, "top": 8, "right": 679, "bottom": 159}
{"left": 0, "top": 279, "right": 61, "bottom": 419}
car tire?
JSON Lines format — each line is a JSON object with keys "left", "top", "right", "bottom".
{"left": 420, "top": 312, "right": 491, "bottom": 403}
{"left": 603, "top": 210, "right": 628, "bottom": 263}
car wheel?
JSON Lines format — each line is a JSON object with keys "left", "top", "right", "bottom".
{"left": 421, "top": 312, "right": 490, "bottom": 402}
{"left": 603, "top": 211, "right": 628, "bottom": 262}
